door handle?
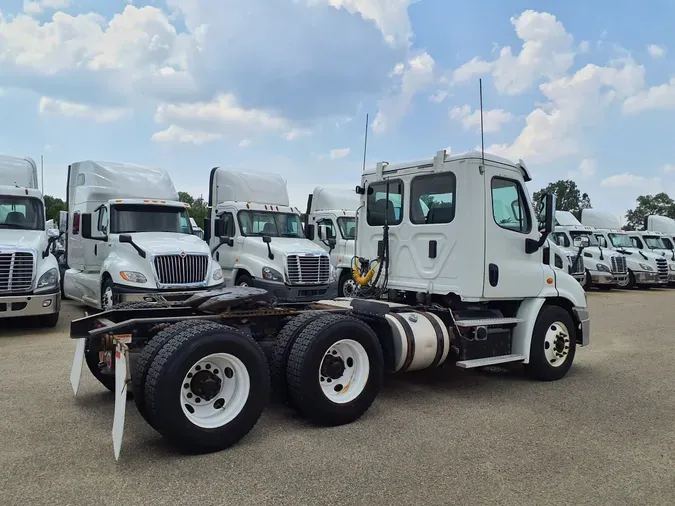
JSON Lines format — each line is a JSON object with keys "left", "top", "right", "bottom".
{"left": 489, "top": 263, "right": 499, "bottom": 287}
{"left": 94, "top": 244, "right": 97, "bottom": 256}
{"left": 428, "top": 240, "right": 437, "bottom": 259}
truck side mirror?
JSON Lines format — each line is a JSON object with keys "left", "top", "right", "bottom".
{"left": 262, "top": 236, "right": 272, "bottom": 244}
{"left": 58, "top": 210, "right": 68, "bottom": 234}
{"left": 537, "top": 193, "right": 556, "bottom": 235}
{"left": 214, "top": 218, "right": 225, "bottom": 238}
{"left": 81, "top": 213, "right": 93, "bottom": 239}
{"left": 119, "top": 234, "right": 132, "bottom": 243}
{"left": 47, "top": 228, "right": 60, "bottom": 239}
{"left": 573, "top": 236, "right": 590, "bottom": 248}
{"left": 203, "top": 218, "right": 211, "bottom": 243}
{"left": 305, "top": 224, "right": 315, "bottom": 240}
{"left": 327, "top": 237, "right": 337, "bottom": 248}
{"left": 325, "top": 227, "right": 335, "bottom": 240}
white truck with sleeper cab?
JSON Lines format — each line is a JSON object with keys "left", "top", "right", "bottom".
{"left": 304, "top": 186, "right": 360, "bottom": 297}
{"left": 580, "top": 209, "right": 667, "bottom": 289}
{"left": 0, "top": 155, "right": 61, "bottom": 326}
{"left": 206, "top": 167, "right": 337, "bottom": 303}
{"left": 552, "top": 211, "right": 627, "bottom": 290}
{"left": 626, "top": 230, "right": 675, "bottom": 284}
{"left": 61, "top": 160, "right": 224, "bottom": 310}
{"left": 646, "top": 215, "right": 675, "bottom": 246}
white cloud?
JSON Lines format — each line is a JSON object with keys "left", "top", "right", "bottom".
{"left": 568, "top": 158, "right": 597, "bottom": 180}
{"left": 284, "top": 128, "right": 313, "bottom": 141}
{"left": 23, "top": 0, "right": 70, "bottom": 15}
{"left": 429, "top": 90, "right": 448, "bottom": 103}
{"left": 330, "top": 148, "right": 351, "bottom": 159}
{"left": 304, "top": 0, "right": 417, "bottom": 48}
{"left": 39, "top": 96, "right": 130, "bottom": 122}
{"left": 452, "top": 10, "right": 575, "bottom": 95}
{"left": 449, "top": 104, "right": 512, "bottom": 133}
{"left": 663, "top": 164, "right": 675, "bottom": 174}
{"left": 372, "top": 51, "right": 435, "bottom": 133}
{"left": 600, "top": 173, "right": 662, "bottom": 193}
{"left": 153, "top": 93, "right": 290, "bottom": 141}
{"left": 238, "top": 139, "right": 252, "bottom": 147}
{"left": 647, "top": 44, "right": 666, "bottom": 58}
{"left": 151, "top": 125, "right": 223, "bottom": 145}
{"left": 623, "top": 77, "right": 675, "bottom": 114}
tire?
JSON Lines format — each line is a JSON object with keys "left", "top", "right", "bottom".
{"left": 133, "top": 319, "right": 217, "bottom": 428}
{"left": 618, "top": 269, "right": 635, "bottom": 289}
{"left": 582, "top": 269, "right": 592, "bottom": 290}
{"left": 84, "top": 338, "right": 116, "bottom": 392}
{"left": 286, "top": 314, "right": 384, "bottom": 426}
{"left": 112, "top": 301, "right": 171, "bottom": 310}
{"left": 144, "top": 323, "right": 269, "bottom": 454}
{"left": 39, "top": 311, "right": 59, "bottom": 328}
{"left": 270, "top": 311, "right": 324, "bottom": 403}
{"left": 101, "top": 278, "right": 119, "bottom": 310}
{"left": 525, "top": 305, "right": 577, "bottom": 381}
{"left": 338, "top": 270, "right": 356, "bottom": 297}
{"left": 235, "top": 272, "right": 254, "bottom": 287}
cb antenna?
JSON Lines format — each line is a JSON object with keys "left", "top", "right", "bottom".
{"left": 479, "top": 78, "right": 485, "bottom": 173}
{"left": 362, "top": 113, "right": 369, "bottom": 172}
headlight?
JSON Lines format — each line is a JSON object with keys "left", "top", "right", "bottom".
{"left": 120, "top": 271, "right": 147, "bottom": 283}
{"left": 596, "top": 263, "right": 611, "bottom": 273}
{"left": 638, "top": 263, "right": 653, "bottom": 271}
{"left": 35, "top": 268, "right": 58, "bottom": 292}
{"left": 670, "top": 264, "right": 675, "bottom": 271}
{"left": 212, "top": 267, "right": 223, "bottom": 281}
{"left": 262, "top": 266, "right": 283, "bottom": 282}
{"left": 329, "top": 264, "right": 336, "bottom": 282}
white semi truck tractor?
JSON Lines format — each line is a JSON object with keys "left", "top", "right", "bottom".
{"left": 206, "top": 167, "right": 337, "bottom": 302}
{"left": 61, "top": 160, "right": 225, "bottom": 311}
{"left": 0, "top": 155, "right": 61, "bottom": 326}
{"left": 626, "top": 230, "right": 675, "bottom": 284}
{"left": 646, "top": 215, "right": 675, "bottom": 245}
{"left": 553, "top": 210, "right": 627, "bottom": 290}
{"left": 546, "top": 235, "right": 587, "bottom": 286}
{"left": 580, "top": 209, "right": 667, "bottom": 289}
{"left": 304, "top": 186, "right": 359, "bottom": 297}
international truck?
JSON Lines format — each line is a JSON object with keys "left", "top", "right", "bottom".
{"left": 580, "top": 209, "right": 667, "bottom": 289}
{"left": 304, "top": 186, "right": 359, "bottom": 297}
{"left": 60, "top": 160, "right": 225, "bottom": 313}
{"left": 206, "top": 167, "right": 337, "bottom": 302}
{"left": 68, "top": 148, "right": 590, "bottom": 461}
{"left": 552, "top": 211, "right": 627, "bottom": 290}
{"left": 0, "top": 155, "right": 61, "bottom": 327}
{"left": 625, "top": 229, "right": 675, "bottom": 284}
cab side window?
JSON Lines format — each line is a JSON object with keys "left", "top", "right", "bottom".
{"left": 317, "top": 218, "right": 336, "bottom": 239}
{"left": 630, "top": 237, "right": 643, "bottom": 249}
{"left": 97, "top": 207, "right": 108, "bottom": 234}
{"left": 366, "top": 180, "right": 403, "bottom": 226}
{"left": 595, "top": 234, "right": 608, "bottom": 247}
{"left": 491, "top": 177, "right": 531, "bottom": 233}
{"left": 554, "top": 232, "right": 570, "bottom": 247}
{"left": 220, "top": 212, "right": 235, "bottom": 236}
{"left": 410, "top": 172, "right": 456, "bottom": 224}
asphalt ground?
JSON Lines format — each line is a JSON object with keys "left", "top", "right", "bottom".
{"left": 1, "top": 290, "right": 674, "bottom": 505}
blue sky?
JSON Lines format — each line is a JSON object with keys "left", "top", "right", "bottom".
{"left": 1, "top": 0, "right": 674, "bottom": 218}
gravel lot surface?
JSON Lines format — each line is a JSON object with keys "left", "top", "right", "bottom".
{"left": 1, "top": 291, "right": 674, "bottom": 505}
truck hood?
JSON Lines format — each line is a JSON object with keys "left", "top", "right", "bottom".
{"left": 124, "top": 232, "right": 210, "bottom": 255}
{"left": 615, "top": 247, "right": 663, "bottom": 262}
{"left": 0, "top": 229, "right": 46, "bottom": 251}
{"left": 246, "top": 236, "right": 328, "bottom": 258}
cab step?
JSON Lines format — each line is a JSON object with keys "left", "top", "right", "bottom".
{"left": 456, "top": 354, "right": 526, "bottom": 369}
{"left": 454, "top": 317, "right": 522, "bottom": 327}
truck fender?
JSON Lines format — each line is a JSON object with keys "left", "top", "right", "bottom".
{"left": 511, "top": 297, "right": 546, "bottom": 364}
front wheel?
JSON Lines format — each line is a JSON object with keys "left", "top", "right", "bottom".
{"left": 617, "top": 270, "right": 635, "bottom": 289}
{"left": 286, "top": 314, "right": 383, "bottom": 426}
{"left": 525, "top": 306, "right": 577, "bottom": 381}
{"left": 582, "top": 269, "right": 592, "bottom": 290}
{"left": 235, "top": 273, "right": 254, "bottom": 287}
{"left": 101, "top": 278, "right": 119, "bottom": 310}
{"left": 338, "top": 271, "right": 357, "bottom": 297}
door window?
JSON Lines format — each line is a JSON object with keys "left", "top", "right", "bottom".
{"left": 97, "top": 207, "right": 108, "bottom": 234}
{"left": 630, "top": 236, "right": 644, "bottom": 249}
{"left": 553, "top": 232, "right": 570, "bottom": 247}
{"left": 491, "top": 177, "right": 531, "bottom": 233}
{"left": 366, "top": 180, "right": 403, "bottom": 226}
{"left": 219, "top": 212, "right": 235, "bottom": 236}
{"left": 595, "top": 234, "right": 608, "bottom": 247}
{"left": 410, "top": 173, "right": 456, "bottom": 224}
{"left": 317, "top": 219, "right": 336, "bottom": 240}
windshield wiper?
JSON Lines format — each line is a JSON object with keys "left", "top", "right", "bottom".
{"left": 0, "top": 224, "right": 31, "bottom": 230}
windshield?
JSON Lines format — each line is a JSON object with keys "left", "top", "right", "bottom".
{"left": 643, "top": 236, "right": 667, "bottom": 249}
{"left": 237, "top": 211, "right": 304, "bottom": 238}
{"left": 111, "top": 204, "right": 194, "bottom": 234}
{"left": 608, "top": 233, "right": 633, "bottom": 248}
{"left": 337, "top": 217, "right": 356, "bottom": 240}
{"left": 662, "top": 237, "right": 674, "bottom": 249}
{"left": 569, "top": 231, "right": 599, "bottom": 246}
{"left": 0, "top": 196, "right": 44, "bottom": 230}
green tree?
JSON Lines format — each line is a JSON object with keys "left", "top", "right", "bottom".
{"left": 43, "top": 195, "right": 67, "bottom": 222}
{"left": 178, "top": 191, "right": 208, "bottom": 229}
{"left": 624, "top": 193, "right": 675, "bottom": 231}
{"left": 532, "top": 180, "right": 591, "bottom": 218}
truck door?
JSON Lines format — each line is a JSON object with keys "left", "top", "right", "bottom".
{"left": 316, "top": 217, "right": 339, "bottom": 264}
{"left": 95, "top": 206, "right": 111, "bottom": 265}
{"left": 214, "top": 211, "right": 238, "bottom": 284}
{"left": 483, "top": 168, "right": 545, "bottom": 298}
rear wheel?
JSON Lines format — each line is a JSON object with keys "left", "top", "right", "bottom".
{"left": 286, "top": 314, "right": 383, "bottom": 426}
{"left": 144, "top": 323, "right": 269, "bottom": 454}
{"left": 84, "top": 338, "right": 116, "bottom": 392}
{"left": 525, "top": 306, "right": 577, "bottom": 381}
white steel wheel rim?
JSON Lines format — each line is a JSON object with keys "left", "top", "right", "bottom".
{"left": 342, "top": 279, "right": 357, "bottom": 297}
{"left": 544, "top": 321, "right": 571, "bottom": 368}
{"left": 239, "top": 281, "right": 249, "bottom": 287}
{"left": 617, "top": 273, "right": 629, "bottom": 287}
{"left": 102, "top": 286, "right": 114, "bottom": 310}
{"left": 319, "top": 339, "right": 369, "bottom": 404}
{"left": 180, "top": 353, "right": 250, "bottom": 429}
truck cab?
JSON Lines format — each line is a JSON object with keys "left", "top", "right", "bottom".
{"left": 626, "top": 230, "right": 675, "bottom": 284}
{"left": 353, "top": 149, "right": 589, "bottom": 372}
{"left": 304, "top": 186, "right": 360, "bottom": 297}
{"left": 580, "top": 209, "right": 666, "bottom": 289}
{"left": 207, "top": 167, "right": 337, "bottom": 303}
{"left": 552, "top": 211, "right": 627, "bottom": 290}
{"left": 62, "top": 161, "right": 224, "bottom": 310}
{"left": 546, "top": 235, "right": 587, "bottom": 286}
{"left": 646, "top": 215, "right": 675, "bottom": 247}
{"left": 0, "top": 155, "right": 61, "bottom": 327}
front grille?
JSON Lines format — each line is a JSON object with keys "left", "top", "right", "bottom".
{"left": 567, "top": 255, "right": 584, "bottom": 275}
{"left": 154, "top": 254, "right": 209, "bottom": 285}
{"left": 656, "top": 258, "right": 668, "bottom": 282}
{"left": 0, "top": 252, "right": 35, "bottom": 293}
{"left": 286, "top": 254, "right": 331, "bottom": 285}
{"left": 611, "top": 256, "right": 627, "bottom": 274}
